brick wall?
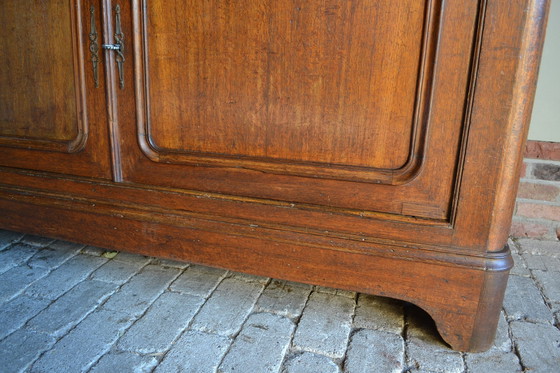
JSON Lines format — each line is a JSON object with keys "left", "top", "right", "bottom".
{"left": 510, "top": 140, "right": 560, "bottom": 240}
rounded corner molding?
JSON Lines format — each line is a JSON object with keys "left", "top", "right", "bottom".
{"left": 134, "top": 0, "right": 445, "bottom": 185}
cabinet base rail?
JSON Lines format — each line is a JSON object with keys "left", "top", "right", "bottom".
{"left": 0, "top": 182, "right": 511, "bottom": 352}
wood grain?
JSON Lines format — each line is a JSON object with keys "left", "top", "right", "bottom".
{"left": 451, "top": 0, "right": 551, "bottom": 251}
{"left": 0, "top": 0, "right": 550, "bottom": 352}
{"left": 144, "top": 0, "right": 427, "bottom": 169}
{"left": 0, "top": 0, "right": 112, "bottom": 178}
{"left": 121, "top": 0, "right": 479, "bottom": 217}
{"left": 0, "top": 0, "right": 78, "bottom": 143}
{"left": 0, "top": 188, "right": 512, "bottom": 352}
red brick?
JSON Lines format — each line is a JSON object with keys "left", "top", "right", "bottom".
{"left": 517, "top": 182, "right": 560, "bottom": 202}
{"left": 510, "top": 220, "right": 550, "bottom": 238}
{"left": 519, "top": 162, "right": 528, "bottom": 178}
{"left": 525, "top": 140, "right": 560, "bottom": 161}
{"left": 516, "top": 202, "right": 560, "bottom": 221}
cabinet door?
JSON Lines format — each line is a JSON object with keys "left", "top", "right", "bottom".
{"left": 117, "top": 0, "right": 480, "bottom": 221}
{"left": 0, "top": 0, "right": 112, "bottom": 178}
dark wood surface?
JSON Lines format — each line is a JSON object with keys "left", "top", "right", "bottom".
{"left": 0, "top": 1, "right": 78, "bottom": 142}
{"left": 0, "top": 0, "right": 112, "bottom": 178}
{"left": 0, "top": 0, "right": 550, "bottom": 352}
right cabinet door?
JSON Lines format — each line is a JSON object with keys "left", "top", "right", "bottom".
{"left": 117, "top": 0, "right": 480, "bottom": 223}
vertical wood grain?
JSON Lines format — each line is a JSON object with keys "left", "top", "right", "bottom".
{"left": 0, "top": 0, "right": 78, "bottom": 141}
{"left": 144, "top": 0, "right": 427, "bottom": 169}
{"left": 0, "top": 0, "right": 112, "bottom": 178}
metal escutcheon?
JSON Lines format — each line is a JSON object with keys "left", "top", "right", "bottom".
{"left": 102, "top": 44, "right": 121, "bottom": 51}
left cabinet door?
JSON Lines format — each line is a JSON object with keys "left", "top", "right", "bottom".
{"left": 0, "top": 0, "right": 112, "bottom": 179}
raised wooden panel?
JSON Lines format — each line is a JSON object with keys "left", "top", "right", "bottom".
{"left": 136, "top": 0, "right": 440, "bottom": 183}
{"left": 0, "top": 0, "right": 111, "bottom": 178}
{"left": 0, "top": 0, "right": 85, "bottom": 152}
{"left": 121, "top": 0, "right": 480, "bottom": 218}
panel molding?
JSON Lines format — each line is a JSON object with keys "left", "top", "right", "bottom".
{"left": 133, "top": 0, "right": 443, "bottom": 184}
{"left": 449, "top": 0, "right": 488, "bottom": 227}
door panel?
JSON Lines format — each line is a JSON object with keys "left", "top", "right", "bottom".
{"left": 144, "top": 0, "right": 427, "bottom": 171}
{"left": 0, "top": 0, "right": 112, "bottom": 178}
{"left": 0, "top": 1, "right": 78, "bottom": 144}
{"left": 135, "top": 0, "right": 440, "bottom": 183}
{"left": 120, "top": 0, "right": 480, "bottom": 220}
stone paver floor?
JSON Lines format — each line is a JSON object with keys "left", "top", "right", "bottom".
{"left": 0, "top": 229, "right": 559, "bottom": 372}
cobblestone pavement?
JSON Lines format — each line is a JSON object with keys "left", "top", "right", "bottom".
{"left": 0, "top": 229, "right": 559, "bottom": 372}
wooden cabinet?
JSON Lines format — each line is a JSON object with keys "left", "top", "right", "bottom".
{"left": 0, "top": 0, "right": 550, "bottom": 352}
